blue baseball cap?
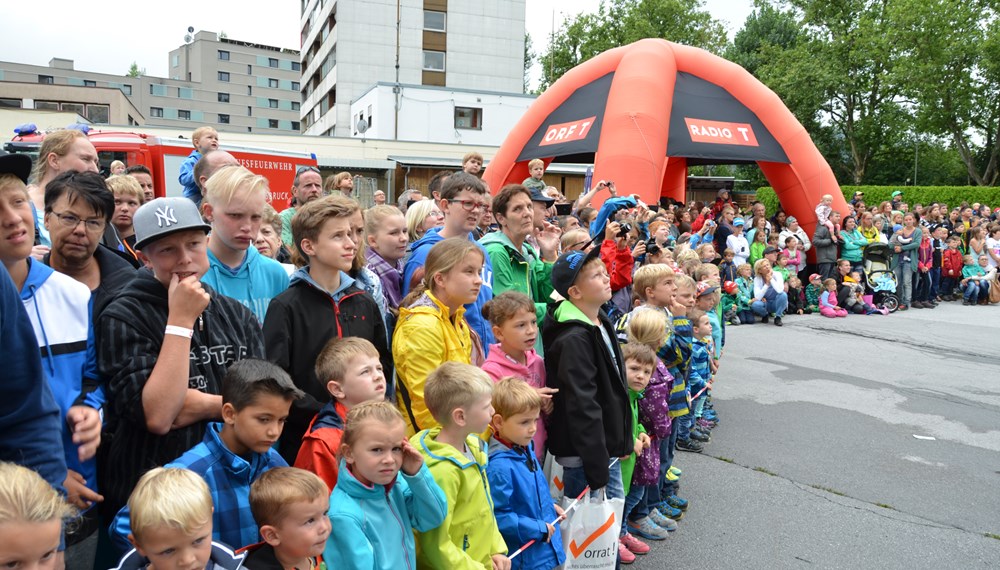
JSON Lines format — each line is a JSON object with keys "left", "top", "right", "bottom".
{"left": 733, "top": 217, "right": 745, "bottom": 227}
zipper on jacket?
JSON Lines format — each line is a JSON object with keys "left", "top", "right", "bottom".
{"left": 327, "top": 290, "right": 363, "bottom": 338}
{"left": 386, "top": 493, "right": 413, "bottom": 570}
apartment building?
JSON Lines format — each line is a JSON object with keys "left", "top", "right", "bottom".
{"left": 0, "top": 31, "right": 301, "bottom": 134}
{"left": 299, "top": 0, "right": 526, "bottom": 137}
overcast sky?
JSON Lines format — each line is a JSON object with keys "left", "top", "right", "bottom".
{"left": 0, "top": 0, "right": 754, "bottom": 85}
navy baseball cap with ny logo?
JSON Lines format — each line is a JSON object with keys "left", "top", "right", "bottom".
{"left": 551, "top": 246, "right": 602, "bottom": 298}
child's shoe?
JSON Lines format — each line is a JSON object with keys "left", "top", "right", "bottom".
{"left": 697, "top": 418, "right": 716, "bottom": 431}
{"left": 689, "top": 429, "right": 710, "bottom": 443}
{"left": 647, "top": 509, "right": 678, "bottom": 531}
{"left": 666, "top": 495, "right": 689, "bottom": 511}
{"left": 628, "top": 517, "right": 669, "bottom": 540}
{"left": 620, "top": 532, "right": 650, "bottom": 554}
{"left": 618, "top": 539, "right": 636, "bottom": 564}
{"left": 655, "top": 501, "right": 684, "bottom": 520}
{"left": 669, "top": 466, "right": 682, "bottom": 477}
{"left": 665, "top": 468, "right": 680, "bottom": 482}
{"left": 676, "top": 438, "right": 704, "bottom": 453}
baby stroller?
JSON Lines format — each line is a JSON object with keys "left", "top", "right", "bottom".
{"left": 862, "top": 243, "right": 899, "bottom": 312}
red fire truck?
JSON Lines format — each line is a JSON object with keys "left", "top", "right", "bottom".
{"left": 5, "top": 126, "right": 317, "bottom": 211}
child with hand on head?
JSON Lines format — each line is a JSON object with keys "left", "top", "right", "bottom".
{"left": 413, "top": 363, "right": 510, "bottom": 570}
{"left": 618, "top": 344, "right": 663, "bottom": 559}
{"left": 819, "top": 278, "right": 848, "bottom": 317}
{"left": 179, "top": 126, "right": 219, "bottom": 205}
{"left": 325, "top": 401, "right": 448, "bottom": 570}
{"left": 0, "top": 462, "right": 75, "bottom": 570}
{"left": 240, "top": 468, "right": 331, "bottom": 570}
{"left": 114, "top": 468, "right": 245, "bottom": 570}
{"left": 295, "top": 337, "right": 388, "bottom": 494}
{"left": 481, "top": 291, "right": 558, "bottom": 460}
{"left": 486, "top": 378, "right": 567, "bottom": 570}
{"left": 805, "top": 273, "right": 823, "bottom": 313}
{"left": 111, "top": 359, "right": 302, "bottom": 553}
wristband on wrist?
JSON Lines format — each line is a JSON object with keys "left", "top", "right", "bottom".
{"left": 164, "top": 325, "right": 194, "bottom": 339}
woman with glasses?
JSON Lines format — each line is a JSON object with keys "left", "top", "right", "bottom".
{"left": 405, "top": 199, "right": 444, "bottom": 243}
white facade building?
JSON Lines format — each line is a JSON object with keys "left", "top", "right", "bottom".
{"left": 350, "top": 82, "right": 534, "bottom": 145}
{"left": 299, "top": 0, "right": 526, "bottom": 137}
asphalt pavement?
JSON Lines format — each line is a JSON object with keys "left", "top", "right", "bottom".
{"left": 633, "top": 300, "right": 1000, "bottom": 569}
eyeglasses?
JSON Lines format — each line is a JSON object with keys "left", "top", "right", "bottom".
{"left": 295, "top": 165, "right": 321, "bottom": 174}
{"left": 425, "top": 210, "right": 445, "bottom": 219}
{"left": 49, "top": 210, "right": 106, "bottom": 233}
{"left": 448, "top": 199, "right": 487, "bottom": 212}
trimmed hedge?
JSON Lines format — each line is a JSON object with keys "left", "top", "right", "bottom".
{"left": 754, "top": 186, "right": 1000, "bottom": 216}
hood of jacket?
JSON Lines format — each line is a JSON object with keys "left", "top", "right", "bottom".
{"left": 544, "top": 297, "right": 598, "bottom": 334}
{"left": 334, "top": 457, "right": 400, "bottom": 500}
{"left": 106, "top": 267, "right": 171, "bottom": 310}
{"left": 486, "top": 436, "right": 537, "bottom": 465}
{"left": 289, "top": 265, "right": 356, "bottom": 300}
{"left": 479, "top": 230, "right": 539, "bottom": 262}
{"left": 206, "top": 245, "right": 265, "bottom": 280}
{"left": 400, "top": 290, "right": 466, "bottom": 321}
{"left": 114, "top": 543, "right": 244, "bottom": 570}
{"left": 413, "top": 426, "right": 488, "bottom": 471}
{"left": 408, "top": 225, "right": 445, "bottom": 256}
{"left": 482, "top": 344, "right": 539, "bottom": 378}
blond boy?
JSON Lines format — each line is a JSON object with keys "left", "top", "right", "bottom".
{"left": 200, "top": 165, "right": 289, "bottom": 323}
{"left": 179, "top": 126, "right": 220, "bottom": 205}
{"left": 521, "top": 158, "right": 546, "bottom": 193}
{"left": 242, "top": 468, "right": 331, "bottom": 570}
{"left": 294, "top": 337, "right": 387, "bottom": 492}
{"left": 412, "top": 362, "right": 509, "bottom": 570}
{"left": 115, "top": 468, "right": 243, "bottom": 570}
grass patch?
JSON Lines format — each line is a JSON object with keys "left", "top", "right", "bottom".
{"left": 984, "top": 533, "right": 1000, "bottom": 541}
{"left": 875, "top": 503, "right": 895, "bottom": 510}
{"left": 810, "top": 484, "right": 846, "bottom": 497}
{"left": 716, "top": 456, "right": 735, "bottom": 464}
{"left": 753, "top": 466, "right": 777, "bottom": 476}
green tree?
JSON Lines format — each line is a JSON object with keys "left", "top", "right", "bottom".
{"left": 126, "top": 62, "right": 145, "bottom": 78}
{"left": 725, "top": 2, "right": 803, "bottom": 78}
{"left": 523, "top": 32, "right": 535, "bottom": 93}
{"left": 890, "top": 0, "right": 1000, "bottom": 186}
{"left": 538, "top": 0, "right": 727, "bottom": 89}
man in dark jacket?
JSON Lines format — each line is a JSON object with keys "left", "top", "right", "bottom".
{"left": 543, "top": 247, "right": 631, "bottom": 501}
{"left": 96, "top": 197, "right": 264, "bottom": 518}
{"left": 813, "top": 211, "right": 841, "bottom": 281}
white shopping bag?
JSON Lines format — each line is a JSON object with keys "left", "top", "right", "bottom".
{"left": 559, "top": 489, "right": 624, "bottom": 570}
{"left": 543, "top": 452, "right": 565, "bottom": 502}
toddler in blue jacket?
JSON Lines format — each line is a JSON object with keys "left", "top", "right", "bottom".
{"left": 487, "top": 378, "right": 566, "bottom": 570}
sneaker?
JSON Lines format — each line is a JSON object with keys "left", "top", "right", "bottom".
{"left": 618, "top": 539, "right": 636, "bottom": 564}
{"left": 628, "top": 517, "right": 669, "bottom": 540}
{"left": 697, "top": 418, "right": 716, "bottom": 430}
{"left": 774, "top": 316, "right": 783, "bottom": 326}
{"left": 689, "top": 429, "right": 710, "bottom": 443}
{"left": 669, "top": 466, "right": 682, "bottom": 477}
{"left": 729, "top": 317, "right": 741, "bottom": 326}
{"left": 898, "top": 304, "right": 908, "bottom": 311}
{"left": 620, "top": 532, "right": 650, "bottom": 554}
{"left": 647, "top": 508, "right": 678, "bottom": 531}
{"left": 703, "top": 410, "right": 719, "bottom": 422}
{"left": 676, "top": 438, "right": 704, "bottom": 453}
{"left": 666, "top": 495, "right": 689, "bottom": 511}
{"left": 665, "top": 468, "right": 680, "bottom": 482}
{"left": 655, "top": 501, "right": 684, "bottom": 520}
{"left": 760, "top": 315, "right": 769, "bottom": 324}
{"left": 912, "top": 301, "right": 925, "bottom": 309}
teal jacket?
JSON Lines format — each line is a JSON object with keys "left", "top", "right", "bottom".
{"left": 839, "top": 229, "right": 868, "bottom": 262}
{"left": 890, "top": 228, "right": 923, "bottom": 271}
{"left": 325, "top": 459, "right": 447, "bottom": 570}
{"left": 479, "top": 231, "right": 553, "bottom": 353}
{"left": 202, "top": 246, "right": 289, "bottom": 324}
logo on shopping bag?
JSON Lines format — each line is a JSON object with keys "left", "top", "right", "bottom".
{"left": 568, "top": 513, "right": 616, "bottom": 558}
{"left": 553, "top": 476, "right": 564, "bottom": 491}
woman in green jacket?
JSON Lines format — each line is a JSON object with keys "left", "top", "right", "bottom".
{"left": 839, "top": 215, "right": 869, "bottom": 272}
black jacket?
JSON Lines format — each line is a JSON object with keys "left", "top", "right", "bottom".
{"left": 96, "top": 269, "right": 264, "bottom": 515}
{"left": 262, "top": 269, "right": 390, "bottom": 463}
{"left": 542, "top": 300, "right": 632, "bottom": 490}
{"left": 41, "top": 245, "right": 137, "bottom": 320}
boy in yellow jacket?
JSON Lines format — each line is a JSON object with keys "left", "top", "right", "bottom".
{"left": 412, "top": 362, "right": 510, "bottom": 570}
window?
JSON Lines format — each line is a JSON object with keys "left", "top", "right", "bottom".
{"left": 218, "top": 114, "right": 230, "bottom": 124}
{"left": 291, "top": 121, "right": 300, "bottom": 130}
{"left": 83, "top": 80, "right": 97, "bottom": 87}
{"left": 150, "top": 84, "right": 168, "bottom": 96}
{"left": 218, "top": 50, "right": 230, "bottom": 60}
{"left": 247, "top": 64, "right": 252, "bottom": 75}
{"left": 218, "top": 92, "right": 230, "bottom": 103}
{"left": 424, "top": 10, "right": 446, "bottom": 32}
{"left": 38, "top": 75, "right": 54, "bottom": 84}
{"left": 86, "top": 104, "right": 110, "bottom": 124}
{"left": 455, "top": 107, "right": 483, "bottom": 130}
{"left": 150, "top": 107, "right": 164, "bottom": 118}
{"left": 178, "top": 110, "right": 191, "bottom": 120}
{"left": 268, "top": 78, "right": 279, "bottom": 88}
{"left": 218, "top": 71, "right": 230, "bottom": 82}
{"left": 35, "top": 101, "right": 59, "bottom": 111}
{"left": 171, "top": 54, "right": 179, "bottom": 67}
{"left": 247, "top": 106, "right": 253, "bottom": 116}
{"left": 178, "top": 87, "right": 193, "bottom": 99}
{"left": 247, "top": 86, "right": 252, "bottom": 95}
{"left": 62, "top": 103, "right": 85, "bottom": 116}
{"left": 291, "top": 81, "right": 300, "bottom": 91}
{"left": 291, "top": 101, "right": 300, "bottom": 111}
{"left": 268, "top": 99, "right": 278, "bottom": 109}
{"left": 423, "top": 50, "right": 445, "bottom": 72}
{"left": 122, "top": 84, "right": 132, "bottom": 96}
{"left": 0, "top": 98, "right": 21, "bottom": 109}
{"left": 268, "top": 58, "right": 279, "bottom": 68}
{"left": 291, "top": 61, "right": 301, "bottom": 71}
{"left": 268, "top": 119, "right": 279, "bottom": 129}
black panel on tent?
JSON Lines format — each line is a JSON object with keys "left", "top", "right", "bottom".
{"left": 516, "top": 73, "right": 614, "bottom": 162}
{"left": 667, "top": 72, "right": 790, "bottom": 164}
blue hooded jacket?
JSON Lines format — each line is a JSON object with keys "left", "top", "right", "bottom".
{"left": 486, "top": 438, "right": 565, "bottom": 570}
{"left": 401, "top": 226, "right": 495, "bottom": 349}
{"left": 202, "top": 246, "right": 289, "bottom": 325}
{"left": 20, "top": 259, "right": 102, "bottom": 503}
{"left": 179, "top": 149, "right": 202, "bottom": 203}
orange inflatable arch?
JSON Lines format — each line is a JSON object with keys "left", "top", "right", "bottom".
{"left": 483, "top": 39, "right": 847, "bottom": 243}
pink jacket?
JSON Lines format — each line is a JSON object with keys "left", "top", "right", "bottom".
{"left": 482, "top": 344, "right": 547, "bottom": 459}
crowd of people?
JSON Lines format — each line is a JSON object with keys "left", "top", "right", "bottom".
{"left": 1, "top": 125, "right": 999, "bottom": 570}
